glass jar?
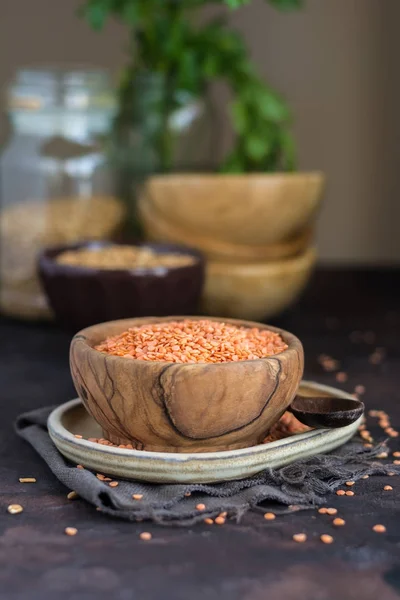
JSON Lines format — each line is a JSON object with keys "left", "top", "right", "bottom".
{"left": 110, "top": 72, "right": 216, "bottom": 235}
{"left": 0, "top": 68, "right": 125, "bottom": 320}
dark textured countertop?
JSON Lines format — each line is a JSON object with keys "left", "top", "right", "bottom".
{"left": 1, "top": 268, "right": 400, "bottom": 600}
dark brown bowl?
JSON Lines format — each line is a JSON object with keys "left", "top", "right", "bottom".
{"left": 38, "top": 241, "right": 205, "bottom": 331}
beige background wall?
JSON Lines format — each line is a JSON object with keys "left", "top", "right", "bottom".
{"left": 0, "top": 0, "right": 399, "bottom": 264}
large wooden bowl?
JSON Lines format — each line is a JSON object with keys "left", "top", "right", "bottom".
{"left": 70, "top": 316, "right": 304, "bottom": 453}
{"left": 203, "top": 248, "right": 316, "bottom": 321}
{"left": 142, "top": 173, "right": 324, "bottom": 246}
{"left": 138, "top": 192, "right": 313, "bottom": 262}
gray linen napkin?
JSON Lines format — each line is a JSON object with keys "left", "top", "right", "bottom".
{"left": 15, "top": 406, "right": 399, "bottom": 526}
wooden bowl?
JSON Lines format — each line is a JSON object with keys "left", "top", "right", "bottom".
{"left": 142, "top": 173, "right": 324, "bottom": 246}
{"left": 138, "top": 192, "right": 313, "bottom": 262}
{"left": 203, "top": 247, "right": 316, "bottom": 321}
{"left": 38, "top": 241, "right": 205, "bottom": 331}
{"left": 70, "top": 316, "right": 304, "bottom": 453}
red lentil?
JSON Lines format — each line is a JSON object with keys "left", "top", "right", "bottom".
{"left": 345, "top": 481, "right": 355, "bottom": 487}
{"left": 67, "top": 491, "right": 79, "bottom": 500}
{"left": 318, "top": 508, "right": 328, "bottom": 514}
{"left": 74, "top": 434, "right": 83, "bottom": 439}
{"left": 362, "top": 475, "right": 369, "bottom": 479}
{"left": 293, "top": 533, "right": 307, "bottom": 543}
{"left": 204, "top": 518, "right": 214, "bottom": 525}
{"left": 7, "top": 504, "right": 23, "bottom": 514}
{"left": 196, "top": 503, "right": 206, "bottom": 511}
{"left": 57, "top": 245, "right": 196, "bottom": 270}
{"left": 355, "top": 385, "right": 365, "bottom": 395}
{"left": 393, "top": 452, "right": 400, "bottom": 457}
{"left": 76, "top": 465, "right": 84, "bottom": 469}
{"left": 95, "top": 319, "right": 288, "bottom": 364}
{"left": 333, "top": 518, "right": 345, "bottom": 526}
{"left": 388, "top": 472, "right": 396, "bottom": 476}
{"left": 372, "top": 524, "right": 386, "bottom": 533}
{"left": 139, "top": 532, "right": 152, "bottom": 541}
{"left": 109, "top": 481, "right": 119, "bottom": 487}
{"left": 336, "top": 372, "right": 348, "bottom": 383}
{"left": 377, "top": 452, "right": 388, "bottom": 459}
{"left": 326, "top": 508, "right": 338, "bottom": 516}
{"left": 64, "top": 527, "right": 78, "bottom": 536}
{"left": 132, "top": 494, "right": 143, "bottom": 500}
{"left": 264, "top": 512, "right": 276, "bottom": 520}
{"left": 19, "top": 478, "right": 36, "bottom": 483}
{"left": 394, "top": 460, "right": 400, "bottom": 465}
{"left": 215, "top": 517, "right": 225, "bottom": 525}
{"left": 320, "top": 534, "right": 334, "bottom": 544}
{"left": 345, "top": 490, "right": 355, "bottom": 496}
{"left": 384, "top": 485, "right": 393, "bottom": 491}
{"left": 336, "top": 490, "right": 346, "bottom": 496}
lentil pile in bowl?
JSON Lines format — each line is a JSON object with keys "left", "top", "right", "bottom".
{"left": 95, "top": 319, "right": 288, "bottom": 363}
{"left": 56, "top": 244, "right": 197, "bottom": 270}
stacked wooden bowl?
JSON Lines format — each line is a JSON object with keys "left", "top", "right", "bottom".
{"left": 138, "top": 173, "right": 324, "bottom": 320}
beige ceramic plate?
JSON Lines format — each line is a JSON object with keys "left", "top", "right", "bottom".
{"left": 48, "top": 381, "right": 362, "bottom": 484}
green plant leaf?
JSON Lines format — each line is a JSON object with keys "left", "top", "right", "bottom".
{"left": 231, "top": 101, "right": 248, "bottom": 134}
{"left": 223, "top": 0, "right": 251, "bottom": 8}
{"left": 267, "top": 0, "right": 303, "bottom": 10}
{"left": 258, "top": 91, "right": 290, "bottom": 123}
{"left": 245, "top": 135, "right": 270, "bottom": 162}
{"left": 279, "top": 128, "right": 297, "bottom": 170}
{"left": 80, "top": 0, "right": 113, "bottom": 30}
{"left": 122, "top": 2, "right": 141, "bottom": 24}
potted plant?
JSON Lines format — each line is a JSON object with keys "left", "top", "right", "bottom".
{"left": 81, "top": 0, "right": 324, "bottom": 320}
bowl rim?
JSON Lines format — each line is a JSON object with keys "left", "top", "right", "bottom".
{"left": 38, "top": 240, "right": 204, "bottom": 276}
{"left": 147, "top": 171, "right": 325, "bottom": 184}
{"left": 71, "top": 315, "right": 303, "bottom": 367}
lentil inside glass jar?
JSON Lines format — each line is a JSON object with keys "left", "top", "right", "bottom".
{"left": 0, "top": 68, "right": 125, "bottom": 320}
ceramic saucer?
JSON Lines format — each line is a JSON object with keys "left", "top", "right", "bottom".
{"left": 48, "top": 380, "right": 362, "bottom": 484}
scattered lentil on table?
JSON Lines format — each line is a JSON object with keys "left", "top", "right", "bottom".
{"left": 64, "top": 527, "right": 78, "bottom": 536}
{"left": 95, "top": 319, "right": 288, "bottom": 364}
{"left": 263, "top": 513, "right": 276, "bottom": 521}
{"left": 293, "top": 533, "right": 307, "bottom": 543}
{"left": 326, "top": 508, "right": 338, "bottom": 515}
{"left": 320, "top": 534, "right": 334, "bottom": 544}
{"left": 67, "top": 491, "right": 79, "bottom": 500}
{"left": 19, "top": 477, "right": 36, "bottom": 483}
{"left": 7, "top": 504, "right": 23, "bottom": 515}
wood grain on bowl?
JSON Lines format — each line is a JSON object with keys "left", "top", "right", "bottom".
{"left": 142, "top": 173, "right": 324, "bottom": 246}
{"left": 138, "top": 192, "right": 314, "bottom": 262}
{"left": 70, "top": 316, "right": 304, "bottom": 453}
{"left": 202, "top": 248, "right": 316, "bottom": 321}
{"left": 47, "top": 381, "right": 363, "bottom": 483}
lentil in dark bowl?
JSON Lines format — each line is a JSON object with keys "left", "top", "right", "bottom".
{"left": 38, "top": 241, "right": 205, "bottom": 332}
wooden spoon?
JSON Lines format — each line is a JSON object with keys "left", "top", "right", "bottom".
{"left": 288, "top": 396, "right": 365, "bottom": 429}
